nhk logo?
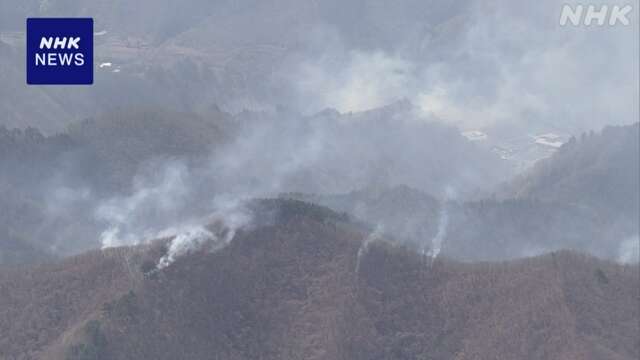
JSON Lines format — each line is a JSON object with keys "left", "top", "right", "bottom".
{"left": 36, "top": 37, "right": 85, "bottom": 66}
{"left": 559, "top": 4, "right": 634, "bottom": 26}
{"left": 27, "top": 18, "right": 93, "bottom": 85}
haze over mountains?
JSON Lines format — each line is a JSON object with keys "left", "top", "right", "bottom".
{"left": 1, "top": 109, "right": 637, "bottom": 265}
{"left": 1, "top": 0, "right": 637, "bottom": 135}
{"left": 290, "top": 123, "right": 640, "bottom": 262}
{"left": 0, "top": 103, "right": 513, "bottom": 263}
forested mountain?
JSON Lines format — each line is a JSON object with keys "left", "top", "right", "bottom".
{"left": 286, "top": 123, "right": 640, "bottom": 262}
{"left": 504, "top": 123, "right": 639, "bottom": 222}
{"left": 1, "top": 200, "right": 637, "bottom": 360}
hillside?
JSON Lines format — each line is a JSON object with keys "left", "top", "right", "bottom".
{"left": 1, "top": 200, "right": 637, "bottom": 359}
{"left": 284, "top": 185, "right": 441, "bottom": 249}
{"left": 0, "top": 233, "right": 52, "bottom": 265}
{"left": 285, "top": 185, "right": 635, "bottom": 262}
{"left": 291, "top": 124, "right": 640, "bottom": 263}
{"left": 504, "top": 123, "right": 639, "bottom": 222}
{"left": 65, "top": 108, "right": 233, "bottom": 191}
{"left": 443, "top": 198, "right": 618, "bottom": 261}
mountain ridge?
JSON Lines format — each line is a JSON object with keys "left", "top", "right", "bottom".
{"left": 1, "top": 199, "right": 637, "bottom": 359}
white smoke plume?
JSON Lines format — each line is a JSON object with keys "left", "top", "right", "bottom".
{"left": 355, "top": 225, "right": 384, "bottom": 274}
{"left": 96, "top": 161, "right": 194, "bottom": 249}
{"left": 425, "top": 206, "right": 449, "bottom": 262}
{"left": 618, "top": 234, "right": 639, "bottom": 264}
{"left": 155, "top": 200, "right": 251, "bottom": 269}
{"left": 156, "top": 226, "right": 214, "bottom": 269}
{"left": 424, "top": 187, "right": 457, "bottom": 263}
{"left": 94, "top": 159, "right": 253, "bottom": 269}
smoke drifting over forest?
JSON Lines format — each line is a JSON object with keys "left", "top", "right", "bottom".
{"left": 0, "top": 0, "right": 637, "bottom": 268}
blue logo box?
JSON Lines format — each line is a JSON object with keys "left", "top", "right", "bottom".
{"left": 26, "top": 18, "right": 93, "bottom": 85}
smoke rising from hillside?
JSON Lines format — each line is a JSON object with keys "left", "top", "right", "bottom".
{"left": 155, "top": 201, "right": 251, "bottom": 269}
{"left": 423, "top": 187, "right": 456, "bottom": 262}
{"left": 96, "top": 161, "right": 196, "bottom": 249}
{"left": 0, "top": 100, "right": 508, "bottom": 267}
{"left": 425, "top": 206, "right": 449, "bottom": 262}
{"left": 156, "top": 227, "right": 214, "bottom": 269}
{"left": 9, "top": 112, "right": 632, "bottom": 267}
{"left": 84, "top": 104, "right": 503, "bottom": 266}
{"left": 94, "top": 159, "right": 255, "bottom": 267}
{"left": 618, "top": 235, "right": 639, "bottom": 264}
{"left": 356, "top": 225, "right": 384, "bottom": 274}
{"left": 0, "top": 0, "right": 636, "bottom": 268}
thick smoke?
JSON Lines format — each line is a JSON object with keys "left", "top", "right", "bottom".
{"left": 0, "top": 0, "right": 636, "bottom": 268}
{"left": 0, "top": 100, "right": 503, "bottom": 267}
{"left": 277, "top": 0, "right": 638, "bottom": 134}
{"left": 96, "top": 161, "right": 196, "bottom": 249}
{"left": 95, "top": 160, "right": 253, "bottom": 268}
{"left": 155, "top": 200, "right": 251, "bottom": 269}
{"left": 1, "top": 0, "right": 636, "bottom": 136}
{"left": 156, "top": 227, "right": 214, "bottom": 269}
{"left": 81, "top": 109, "right": 495, "bottom": 268}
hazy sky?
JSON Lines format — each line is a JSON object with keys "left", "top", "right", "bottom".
{"left": 276, "top": 0, "right": 639, "bottom": 132}
{"left": 0, "top": 0, "right": 637, "bottom": 133}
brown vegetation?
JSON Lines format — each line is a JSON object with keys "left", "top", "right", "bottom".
{"left": 1, "top": 201, "right": 638, "bottom": 359}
